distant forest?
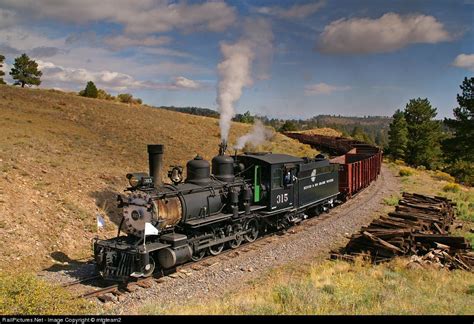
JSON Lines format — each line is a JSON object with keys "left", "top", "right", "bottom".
{"left": 156, "top": 106, "right": 392, "bottom": 148}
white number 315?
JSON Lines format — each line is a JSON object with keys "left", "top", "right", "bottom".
{"left": 276, "top": 193, "right": 288, "bottom": 204}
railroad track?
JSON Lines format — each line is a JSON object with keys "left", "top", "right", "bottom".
{"left": 68, "top": 176, "right": 383, "bottom": 302}
{"left": 70, "top": 234, "right": 272, "bottom": 301}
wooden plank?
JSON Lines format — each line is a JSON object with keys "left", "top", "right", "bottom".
{"left": 362, "top": 231, "right": 405, "bottom": 254}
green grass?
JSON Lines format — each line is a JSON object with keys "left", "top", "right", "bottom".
{"left": 141, "top": 259, "right": 474, "bottom": 315}
{"left": 383, "top": 194, "right": 401, "bottom": 206}
{"left": 443, "top": 183, "right": 461, "bottom": 193}
{"left": 0, "top": 273, "right": 95, "bottom": 315}
{"left": 399, "top": 167, "right": 414, "bottom": 177}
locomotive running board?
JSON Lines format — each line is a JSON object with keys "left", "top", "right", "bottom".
{"left": 185, "top": 206, "right": 268, "bottom": 228}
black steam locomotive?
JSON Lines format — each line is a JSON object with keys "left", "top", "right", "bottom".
{"left": 93, "top": 143, "right": 339, "bottom": 281}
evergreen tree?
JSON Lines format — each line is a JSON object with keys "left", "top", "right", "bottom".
{"left": 279, "top": 120, "right": 298, "bottom": 132}
{"left": 80, "top": 81, "right": 98, "bottom": 98}
{"left": 0, "top": 54, "right": 5, "bottom": 84}
{"left": 9, "top": 53, "right": 42, "bottom": 87}
{"left": 442, "top": 77, "right": 474, "bottom": 185}
{"left": 351, "top": 126, "right": 371, "bottom": 143}
{"left": 240, "top": 111, "right": 254, "bottom": 124}
{"left": 443, "top": 77, "right": 474, "bottom": 163}
{"left": 404, "top": 98, "right": 443, "bottom": 169}
{"left": 388, "top": 109, "right": 408, "bottom": 160}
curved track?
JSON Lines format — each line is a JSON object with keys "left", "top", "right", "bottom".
{"left": 100, "top": 164, "right": 401, "bottom": 312}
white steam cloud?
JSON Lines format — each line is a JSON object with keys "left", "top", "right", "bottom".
{"left": 216, "top": 18, "right": 273, "bottom": 142}
{"left": 234, "top": 120, "right": 273, "bottom": 150}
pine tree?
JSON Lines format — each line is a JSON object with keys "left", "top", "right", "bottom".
{"left": 388, "top": 109, "right": 408, "bottom": 160}
{"left": 404, "top": 98, "right": 443, "bottom": 169}
{"left": 442, "top": 77, "right": 474, "bottom": 185}
{"left": 443, "top": 77, "right": 474, "bottom": 163}
{"left": 0, "top": 54, "right": 5, "bottom": 85}
{"left": 9, "top": 53, "right": 42, "bottom": 87}
{"left": 351, "top": 126, "right": 372, "bottom": 143}
{"left": 80, "top": 81, "right": 98, "bottom": 98}
{"left": 279, "top": 120, "right": 298, "bottom": 132}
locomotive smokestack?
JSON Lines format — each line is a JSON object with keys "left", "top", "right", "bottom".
{"left": 147, "top": 144, "right": 164, "bottom": 187}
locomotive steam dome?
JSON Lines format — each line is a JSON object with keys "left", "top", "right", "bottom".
{"left": 212, "top": 154, "right": 235, "bottom": 182}
{"left": 186, "top": 155, "right": 211, "bottom": 185}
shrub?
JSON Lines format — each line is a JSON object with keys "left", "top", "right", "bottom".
{"left": 394, "top": 159, "right": 406, "bottom": 166}
{"left": 445, "top": 160, "right": 474, "bottom": 187}
{"left": 118, "top": 93, "right": 133, "bottom": 103}
{"left": 416, "top": 165, "right": 426, "bottom": 171}
{"left": 399, "top": 167, "right": 414, "bottom": 177}
{"left": 97, "top": 89, "right": 114, "bottom": 100}
{"left": 383, "top": 194, "right": 400, "bottom": 206}
{"left": 432, "top": 170, "right": 455, "bottom": 183}
{"left": 0, "top": 273, "right": 94, "bottom": 314}
{"left": 443, "top": 183, "right": 460, "bottom": 193}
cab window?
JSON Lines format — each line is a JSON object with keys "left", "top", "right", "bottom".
{"left": 272, "top": 168, "right": 282, "bottom": 189}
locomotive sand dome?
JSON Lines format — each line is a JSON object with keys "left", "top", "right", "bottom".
{"left": 94, "top": 142, "right": 343, "bottom": 281}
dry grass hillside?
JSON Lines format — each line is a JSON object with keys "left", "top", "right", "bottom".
{"left": 0, "top": 85, "right": 317, "bottom": 272}
{"left": 294, "top": 128, "right": 343, "bottom": 137}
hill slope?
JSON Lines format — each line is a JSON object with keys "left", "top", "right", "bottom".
{"left": 0, "top": 85, "right": 317, "bottom": 272}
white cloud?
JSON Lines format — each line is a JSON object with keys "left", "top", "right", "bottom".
{"left": 452, "top": 53, "right": 474, "bottom": 71}
{"left": 318, "top": 13, "right": 451, "bottom": 54}
{"left": 173, "top": 76, "right": 201, "bottom": 89}
{"left": 255, "top": 1, "right": 325, "bottom": 20}
{"left": 104, "top": 35, "right": 172, "bottom": 50}
{"left": 37, "top": 60, "right": 141, "bottom": 91}
{"left": 37, "top": 60, "right": 202, "bottom": 92}
{"left": 50, "top": 46, "right": 210, "bottom": 78}
{"left": 0, "top": 26, "right": 210, "bottom": 78}
{"left": 305, "top": 83, "right": 351, "bottom": 95}
{"left": 1, "top": 0, "right": 236, "bottom": 34}
{"left": 0, "top": 27, "right": 65, "bottom": 51}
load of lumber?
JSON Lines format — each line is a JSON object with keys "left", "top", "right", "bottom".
{"left": 331, "top": 192, "right": 473, "bottom": 271}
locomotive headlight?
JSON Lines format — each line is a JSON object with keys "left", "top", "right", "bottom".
{"left": 126, "top": 173, "right": 150, "bottom": 188}
{"left": 128, "top": 175, "right": 139, "bottom": 187}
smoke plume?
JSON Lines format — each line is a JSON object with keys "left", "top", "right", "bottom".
{"left": 216, "top": 18, "right": 273, "bottom": 142}
{"left": 234, "top": 120, "right": 273, "bottom": 150}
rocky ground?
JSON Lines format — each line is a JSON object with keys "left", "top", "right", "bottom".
{"left": 102, "top": 164, "right": 399, "bottom": 314}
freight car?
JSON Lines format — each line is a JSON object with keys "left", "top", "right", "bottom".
{"left": 284, "top": 133, "right": 382, "bottom": 199}
{"left": 93, "top": 142, "right": 340, "bottom": 281}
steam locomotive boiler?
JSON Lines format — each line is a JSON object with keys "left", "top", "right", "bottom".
{"left": 93, "top": 143, "right": 340, "bottom": 281}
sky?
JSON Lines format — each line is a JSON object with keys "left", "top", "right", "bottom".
{"left": 0, "top": 0, "right": 472, "bottom": 119}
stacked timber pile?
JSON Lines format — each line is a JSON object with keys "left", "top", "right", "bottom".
{"left": 331, "top": 192, "right": 473, "bottom": 271}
